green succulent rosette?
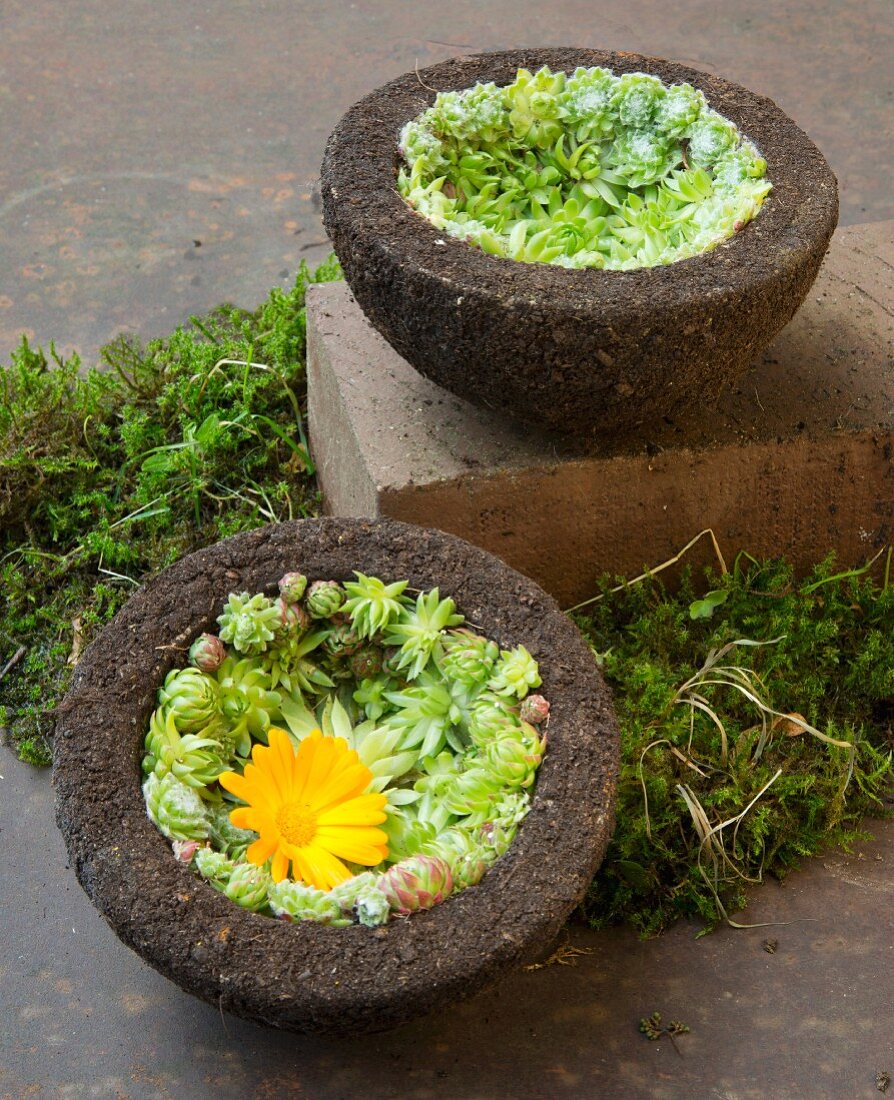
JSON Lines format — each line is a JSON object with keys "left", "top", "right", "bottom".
{"left": 141, "top": 569, "right": 549, "bottom": 927}
{"left": 397, "top": 65, "right": 771, "bottom": 271}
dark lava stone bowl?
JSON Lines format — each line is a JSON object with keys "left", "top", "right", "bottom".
{"left": 322, "top": 48, "right": 838, "bottom": 445}
{"left": 54, "top": 518, "right": 618, "bottom": 1036}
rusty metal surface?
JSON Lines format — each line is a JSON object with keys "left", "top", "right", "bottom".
{"left": 2, "top": 751, "right": 893, "bottom": 1098}
{"left": 1, "top": 0, "right": 892, "bottom": 363}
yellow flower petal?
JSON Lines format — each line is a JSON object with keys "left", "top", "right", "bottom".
{"left": 316, "top": 793, "right": 388, "bottom": 828}
{"left": 246, "top": 835, "right": 277, "bottom": 866}
{"left": 218, "top": 770, "right": 249, "bottom": 799}
{"left": 315, "top": 827, "right": 390, "bottom": 865}
{"left": 301, "top": 844, "right": 354, "bottom": 891}
{"left": 219, "top": 724, "right": 389, "bottom": 891}
{"left": 271, "top": 849, "right": 290, "bottom": 883}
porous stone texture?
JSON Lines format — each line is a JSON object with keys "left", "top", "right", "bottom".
{"left": 321, "top": 48, "right": 839, "bottom": 444}
{"left": 308, "top": 220, "right": 894, "bottom": 608}
{"left": 53, "top": 518, "right": 618, "bottom": 1036}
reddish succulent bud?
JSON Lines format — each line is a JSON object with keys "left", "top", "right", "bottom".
{"left": 188, "top": 633, "right": 227, "bottom": 673}
{"left": 520, "top": 694, "right": 550, "bottom": 725}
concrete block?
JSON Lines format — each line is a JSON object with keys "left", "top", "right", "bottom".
{"left": 307, "top": 222, "right": 894, "bottom": 606}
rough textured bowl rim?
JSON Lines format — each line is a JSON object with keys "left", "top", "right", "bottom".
{"left": 323, "top": 46, "right": 836, "bottom": 321}
{"left": 54, "top": 518, "right": 618, "bottom": 1036}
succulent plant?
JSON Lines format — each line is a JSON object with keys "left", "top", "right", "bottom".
{"left": 277, "top": 571, "right": 308, "bottom": 602}
{"left": 193, "top": 846, "right": 235, "bottom": 886}
{"left": 207, "top": 801, "right": 255, "bottom": 860}
{"left": 172, "top": 839, "right": 202, "bottom": 863}
{"left": 348, "top": 646, "right": 384, "bottom": 681}
{"left": 342, "top": 573, "right": 409, "bottom": 638}
{"left": 377, "top": 855, "right": 455, "bottom": 915}
{"left": 217, "top": 591, "right": 282, "bottom": 656}
{"left": 352, "top": 676, "right": 392, "bottom": 721}
{"left": 315, "top": 696, "right": 418, "bottom": 791}
{"left": 467, "top": 692, "right": 522, "bottom": 747}
{"left": 488, "top": 645, "right": 542, "bottom": 699}
{"left": 216, "top": 656, "right": 282, "bottom": 755}
{"left": 143, "top": 574, "right": 549, "bottom": 926}
{"left": 384, "top": 679, "right": 459, "bottom": 758}
{"left": 157, "top": 667, "right": 220, "bottom": 734}
{"left": 188, "top": 633, "right": 227, "bottom": 673}
{"left": 482, "top": 790, "right": 532, "bottom": 854}
{"left": 275, "top": 595, "right": 310, "bottom": 636}
{"left": 423, "top": 827, "right": 493, "bottom": 889}
{"left": 520, "top": 694, "right": 550, "bottom": 725}
{"left": 354, "top": 884, "right": 392, "bottom": 927}
{"left": 263, "top": 626, "right": 333, "bottom": 698}
{"left": 322, "top": 622, "right": 362, "bottom": 659}
{"left": 267, "top": 879, "right": 349, "bottom": 925}
{"left": 438, "top": 629, "right": 500, "bottom": 689}
{"left": 398, "top": 65, "right": 771, "bottom": 271}
{"left": 481, "top": 728, "right": 545, "bottom": 789}
{"left": 146, "top": 707, "right": 227, "bottom": 791}
{"left": 224, "top": 862, "right": 272, "bottom": 912}
{"left": 143, "top": 772, "right": 210, "bottom": 841}
{"left": 306, "top": 579, "right": 345, "bottom": 619}
{"left": 384, "top": 588, "right": 464, "bottom": 680}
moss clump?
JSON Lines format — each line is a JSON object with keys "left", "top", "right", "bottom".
{"left": 575, "top": 554, "right": 894, "bottom": 935}
{"left": 398, "top": 66, "right": 771, "bottom": 270}
{"left": 0, "top": 256, "right": 343, "bottom": 758}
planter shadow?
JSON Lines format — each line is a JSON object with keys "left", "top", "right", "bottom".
{"left": 322, "top": 48, "right": 838, "bottom": 445}
{"left": 54, "top": 518, "right": 618, "bottom": 1036}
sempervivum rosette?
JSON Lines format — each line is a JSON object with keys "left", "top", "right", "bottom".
{"left": 140, "top": 569, "right": 550, "bottom": 926}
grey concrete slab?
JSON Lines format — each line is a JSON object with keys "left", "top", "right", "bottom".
{"left": 2, "top": 749, "right": 893, "bottom": 1098}
{"left": 308, "top": 220, "right": 894, "bottom": 606}
{"left": 1, "top": 1, "right": 892, "bottom": 363}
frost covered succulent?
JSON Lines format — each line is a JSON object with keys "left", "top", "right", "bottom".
{"left": 141, "top": 570, "right": 549, "bottom": 928}
{"left": 398, "top": 65, "right": 771, "bottom": 270}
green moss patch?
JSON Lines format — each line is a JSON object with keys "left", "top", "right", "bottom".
{"left": 0, "top": 257, "right": 342, "bottom": 754}
{"left": 575, "top": 553, "right": 894, "bottom": 935}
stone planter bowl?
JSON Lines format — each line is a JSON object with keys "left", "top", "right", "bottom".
{"left": 54, "top": 518, "right": 618, "bottom": 1036}
{"left": 322, "top": 48, "right": 839, "bottom": 445}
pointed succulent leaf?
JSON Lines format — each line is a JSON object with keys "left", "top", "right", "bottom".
{"left": 342, "top": 572, "right": 410, "bottom": 638}
{"left": 217, "top": 591, "right": 281, "bottom": 656}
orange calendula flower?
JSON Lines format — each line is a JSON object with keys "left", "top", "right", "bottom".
{"left": 219, "top": 727, "right": 388, "bottom": 891}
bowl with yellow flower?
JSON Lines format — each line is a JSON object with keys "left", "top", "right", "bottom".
{"left": 54, "top": 517, "right": 618, "bottom": 1035}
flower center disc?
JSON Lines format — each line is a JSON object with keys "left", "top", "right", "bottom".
{"left": 276, "top": 802, "right": 318, "bottom": 847}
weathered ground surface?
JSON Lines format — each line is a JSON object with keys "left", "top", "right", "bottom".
{"left": 2, "top": 1, "right": 893, "bottom": 1097}
{"left": 3, "top": 749, "right": 893, "bottom": 1098}
{"left": 1, "top": 0, "right": 891, "bottom": 363}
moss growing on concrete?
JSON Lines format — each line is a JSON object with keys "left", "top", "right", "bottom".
{"left": 0, "top": 257, "right": 342, "bottom": 757}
